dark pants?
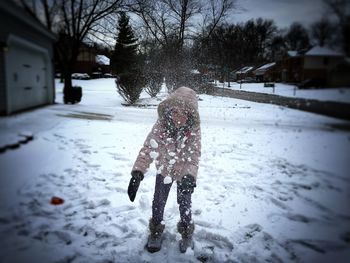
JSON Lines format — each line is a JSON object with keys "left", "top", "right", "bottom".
{"left": 152, "top": 174, "right": 192, "bottom": 226}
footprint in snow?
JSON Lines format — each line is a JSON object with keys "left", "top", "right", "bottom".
{"left": 114, "top": 205, "right": 136, "bottom": 213}
{"left": 296, "top": 194, "right": 331, "bottom": 213}
{"left": 234, "top": 223, "right": 263, "bottom": 244}
{"left": 269, "top": 197, "right": 292, "bottom": 211}
{"left": 33, "top": 230, "right": 72, "bottom": 245}
{"left": 285, "top": 213, "right": 315, "bottom": 223}
{"left": 288, "top": 239, "right": 347, "bottom": 254}
{"left": 195, "top": 229, "right": 234, "bottom": 250}
{"left": 85, "top": 199, "right": 111, "bottom": 209}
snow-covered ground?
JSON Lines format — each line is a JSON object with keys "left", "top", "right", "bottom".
{"left": 216, "top": 81, "right": 350, "bottom": 103}
{"left": 0, "top": 79, "right": 350, "bottom": 262}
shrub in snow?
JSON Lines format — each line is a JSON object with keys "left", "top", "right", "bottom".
{"left": 197, "top": 83, "right": 215, "bottom": 94}
{"left": 145, "top": 72, "right": 163, "bottom": 97}
{"left": 116, "top": 71, "right": 146, "bottom": 104}
{"left": 64, "top": 86, "right": 82, "bottom": 104}
{"left": 165, "top": 72, "right": 193, "bottom": 92}
{"left": 165, "top": 72, "right": 203, "bottom": 92}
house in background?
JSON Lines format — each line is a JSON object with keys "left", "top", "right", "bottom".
{"left": 278, "top": 46, "right": 346, "bottom": 87}
{"left": 302, "top": 46, "right": 344, "bottom": 86}
{"left": 235, "top": 66, "right": 255, "bottom": 81}
{"left": 253, "top": 62, "right": 277, "bottom": 82}
{"left": 96, "top": 55, "right": 110, "bottom": 74}
{"left": 0, "top": 1, "right": 56, "bottom": 115}
{"left": 72, "top": 45, "right": 111, "bottom": 76}
{"left": 328, "top": 59, "right": 350, "bottom": 87}
{"left": 279, "top": 51, "right": 303, "bottom": 83}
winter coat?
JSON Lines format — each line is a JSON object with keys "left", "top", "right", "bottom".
{"left": 132, "top": 87, "right": 201, "bottom": 181}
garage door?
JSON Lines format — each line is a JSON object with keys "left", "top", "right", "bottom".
{"left": 6, "top": 40, "right": 49, "bottom": 113}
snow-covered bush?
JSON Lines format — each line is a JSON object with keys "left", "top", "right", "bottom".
{"left": 165, "top": 72, "right": 190, "bottom": 92}
{"left": 116, "top": 71, "right": 146, "bottom": 104}
{"left": 197, "top": 83, "right": 215, "bottom": 94}
{"left": 145, "top": 72, "right": 163, "bottom": 97}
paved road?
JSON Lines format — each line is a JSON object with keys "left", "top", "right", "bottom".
{"left": 212, "top": 87, "right": 350, "bottom": 121}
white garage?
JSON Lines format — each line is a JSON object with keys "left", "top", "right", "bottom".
{"left": 0, "top": 1, "right": 56, "bottom": 115}
{"left": 5, "top": 36, "right": 53, "bottom": 113}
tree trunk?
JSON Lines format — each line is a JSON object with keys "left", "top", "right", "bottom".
{"left": 63, "top": 70, "right": 73, "bottom": 91}
{"left": 60, "top": 42, "right": 79, "bottom": 103}
{"left": 62, "top": 61, "right": 74, "bottom": 104}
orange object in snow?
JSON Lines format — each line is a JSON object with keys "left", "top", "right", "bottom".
{"left": 50, "top": 196, "right": 64, "bottom": 205}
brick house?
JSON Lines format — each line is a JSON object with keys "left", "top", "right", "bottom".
{"left": 72, "top": 45, "right": 110, "bottom": 75}
{"left": 278, "top": 46, "right": 345, "bottom": 86}
{"left": 235, "top": 66, "right": 255, "bottom": 81}
{"left": 279, "top": 51, "right": 303, "bottom": 83}
{"left": 303, "top": 46, "right": 344, "bottom": 84}
{"left": 253, "top": 62, "right": 277, "bottom": 82}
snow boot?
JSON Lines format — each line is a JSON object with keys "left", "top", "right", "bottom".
{"left": 177, "top": 221, "right": 195, "bottom": 253}
{"left": 146, "top": 219, "right": 165, "bottom": 253}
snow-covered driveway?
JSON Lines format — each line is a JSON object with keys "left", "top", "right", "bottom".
{"left": 0, "top": 79, "right": 349, "bottom": 262}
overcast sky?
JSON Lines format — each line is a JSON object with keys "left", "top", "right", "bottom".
{"left": 228, "top": 0, "right": 329, "bottom": 29}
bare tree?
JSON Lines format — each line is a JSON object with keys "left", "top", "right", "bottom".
{"left": 285, "top": 22, "right": 310, "bottom": 52}
{"left": 132, "top": 0, "right": 236, "bottom": 49}
{"left": 323, "top": 0, "right": 350, "bottom": 55}
{"left": 130, "top": 0, "right": 236, "bottom": 90}
{"left": 163, "top": 0, "right": 202, "bottom": 49}
{"left": 202, "top": 0, "right": 237, "bottom": 38}
{"left": 310, "top": 17, "right": 334, "bottom": 47}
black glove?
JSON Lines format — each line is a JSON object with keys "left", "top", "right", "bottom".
{"left": 178, "top": 174, "right": 196, "bottom": 194}
{"left": 128, "top": 171, "right": 144, "bottom": 202}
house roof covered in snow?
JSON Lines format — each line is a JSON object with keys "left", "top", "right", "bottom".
{"left": 236, "top": 66, "right": 254, "bottom": 74}
{"left": 305, "top": 46, "right": 343, "bottom": 57}
{"left": 96, "top": 55, "right": 110, "bottom": 65}
{"left": 254, "top": 62, "right": 276, "bottom": 75}
{"left": 287, "top": 51, "right": 298, "bottom": 57}
{"left": 190, "top": 69, "right": 200, "bottom": 74}
{"left": 256, "top": 62, "right": 276, "bottom": 71}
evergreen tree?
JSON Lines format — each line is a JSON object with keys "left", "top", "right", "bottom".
{"left": 111, "top": 12, "right": 138, "bottom": 74}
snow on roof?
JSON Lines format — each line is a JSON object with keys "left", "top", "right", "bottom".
{"left": 287, "top": 51, "right": 298, "bottom": 57}
{"left": 190, "top": 69, "right": 200, "bottom": 74}
{"left": 96, "top": 55, "right": 110, "bottom": 65}
{"left": 253, "top": 62, "right": 276, "bottom": 75}
{"left": 236, "top": 66, "right": 254, "bottom": 74}
{"left": 256, "top": 62, "right": 276, "bottom": 71}
{"left": 305, "top": 46, "right": 343, "bottom": 57}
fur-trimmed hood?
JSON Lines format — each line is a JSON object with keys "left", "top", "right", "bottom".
{"left": 132, "top": 87, "right": 201, "bottom": 181}
{"left": 157, "top": 87, "right": 200, "bottom": 128}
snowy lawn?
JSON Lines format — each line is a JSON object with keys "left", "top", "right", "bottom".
{"left": 0, "top": 79, "right": 350, "bottom": 262}
{"left": 216, "top": 81, "right": 350, "bottom": 104}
